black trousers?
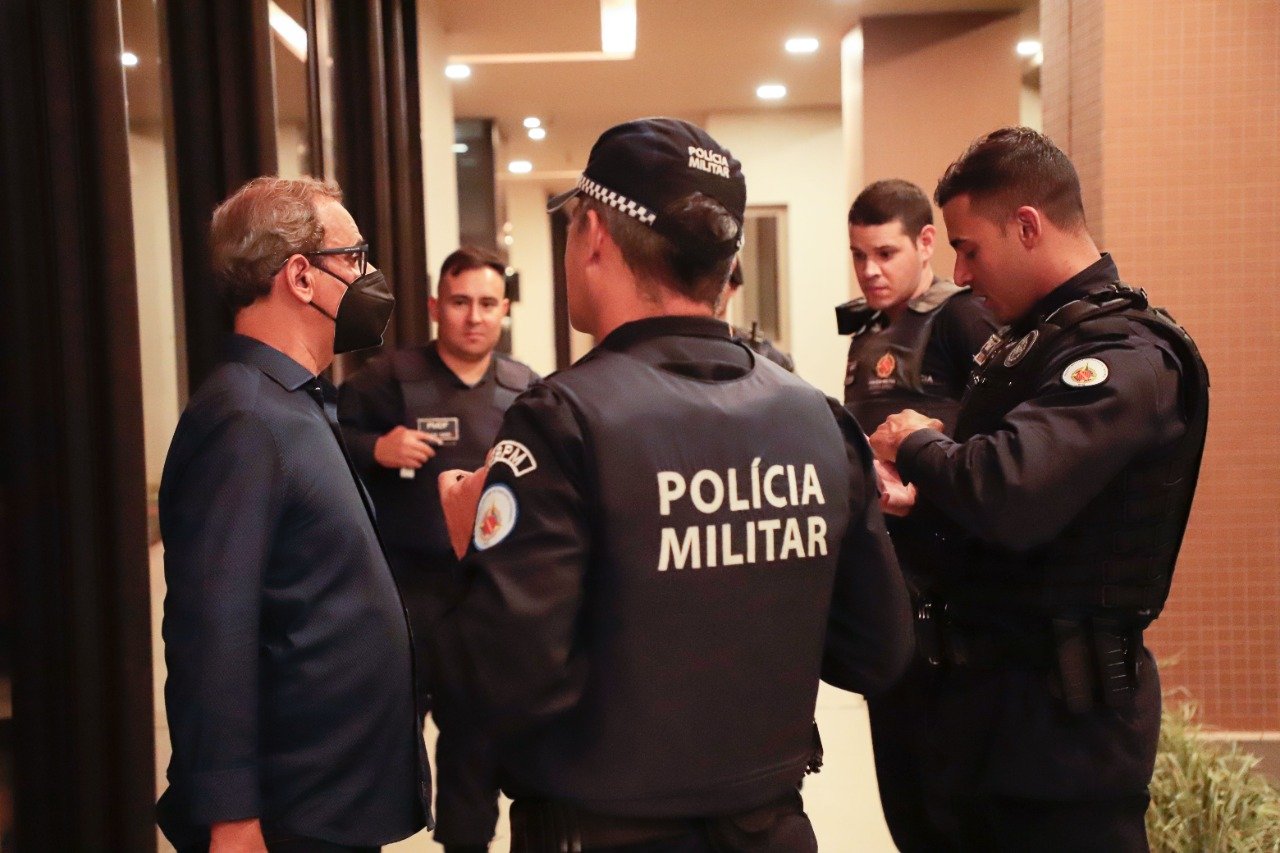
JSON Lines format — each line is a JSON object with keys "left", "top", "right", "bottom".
{"left": 922, "top": 792, "right": 1151, "bottom": 852}
{"left": 867, "top": 656, "right": 951, "bottom": 852}
{"left": 869, "top": 657, "right": 1150, "bottom": 853}
{"left": 387, "top": 550, "right": 500, "bottom": 847}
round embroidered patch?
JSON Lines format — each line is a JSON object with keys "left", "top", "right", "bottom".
{"left": 473, "top": 484, "right": 518, "bottom": 550}
{"left": 1004, "top": 330, "right": 1039, "bottom": 367}
{"left": 1061, "top": 357, "right": 1109, "bottom": 387}
{"left": 875, "top": 352, "right": 896, "bottom": 379}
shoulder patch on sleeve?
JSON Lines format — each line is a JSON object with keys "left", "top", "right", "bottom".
{"left": 1062, "top": 357, "right": 1109, "bottom": 387}
{"left": 488, "top": 439, "right": 538, "bottom": 477}
{"left": 473, "top": 484, "right": 518, "bottom": 550}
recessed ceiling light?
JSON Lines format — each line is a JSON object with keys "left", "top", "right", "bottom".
{"left": 785, "top": 37, "right": 819, "bottom": 54}
{"left": 756, "top": 83, "right": 787, "bottom": 100}
{"left": 121, "top": 51, "right": 139, "bottom": 67}
{"left": 452, "top": 143, "right": 469, "bottom": 154}
{"left": 1016, "top": 40, "right": 1042, "bottom": 57}
{"left": 523, "top": 117, "right": 542, "bottom": 129}
{"left": 528, "top": 127, "right": 547, "bottom": 141}
{"left": 508, "top": 160, "right": 533, "bottom": 174}
{"left": 445, "top": 63, "right": 471, "bottom": 80}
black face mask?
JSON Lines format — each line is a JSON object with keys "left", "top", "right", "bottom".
{"left": 309, "top": 265, "right": 395, "bottom": 353}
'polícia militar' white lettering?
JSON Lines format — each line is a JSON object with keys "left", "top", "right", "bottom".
{"left": 688, "top": 154, "right": 730, "bottom": 178}
{"left": 657, "top": 516, "right": 829, "bottom": 572}
{"left": 657, "top": 460, "right": 825, "bottom": 516}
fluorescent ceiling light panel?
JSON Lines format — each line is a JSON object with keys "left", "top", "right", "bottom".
{"left": 528, "top": 127, "right": 547, "bottom": 141}
{"left": 449, "top": 0, "right": 636, "bottom": 65}
{"left": 756, "top": 83, "right": 787, "bottom": 100}
{"left": 508, "top": 160, "right": 534, "bottom": 174}
{"left": 268, "top": 1, "right": 308, "bottom": 62}
{"left": 523, "top": 117, "right": 542, "bottom": 129}
{"left": 1016, "top": 39, "right": 1042, "bottom": 57}
{"left": 785, "top": 37, "right": 819, "bottom": 54}
{"left": 600, "top": 0, "right": 637, "bottom": 55}
{"left": 445, "top": 63, "right": 472, "bottom": 80}
{"left": 121, "top": 51, "right": 139, "bottom": 67}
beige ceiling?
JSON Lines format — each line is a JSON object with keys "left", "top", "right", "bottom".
{"left": 439, "top": 0, "right": 1035, "bottom": 176}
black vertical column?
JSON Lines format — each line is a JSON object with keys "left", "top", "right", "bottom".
{"left": 162, "top": 0, "right": 279, "bottom": 393}
{"left": 0, "top": 1, "right": 155, "bottom": 849}
{"left": 331, "top": 0, "right": 430, "bottom": 350}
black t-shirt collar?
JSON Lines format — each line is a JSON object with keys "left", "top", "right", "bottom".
{"left": 597, "top": 314, "right": 732, "bottom": 353}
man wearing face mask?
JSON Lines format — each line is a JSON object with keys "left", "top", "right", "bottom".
{"left": 157, "top": 176, "right": 429, "bottom": 852}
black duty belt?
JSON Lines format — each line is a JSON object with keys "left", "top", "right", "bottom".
{"left": 914, "top": 598, "right": 1145, "bottom": 713}
{"left": 510, "top": 790, "right": 805, "bottom": 853}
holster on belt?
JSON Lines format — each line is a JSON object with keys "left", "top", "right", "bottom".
{"left": 1051, "top": 616, "right": 1140, "bottom": 714}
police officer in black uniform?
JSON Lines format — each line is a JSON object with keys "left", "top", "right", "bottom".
{"left": 435, "top": 117, "right": 914, "bottom": 852}
{"left": 338, "top": 246, "right": 537, "bottom": 853}
{"left": 840, "top": 179, "right": 996, "bottom": 852}
{"left": 870, "top": 127, "right": 1210, "bottom": 851}
{"left": 840, "top": 179, "right": 995, "bottom": 434}
{"left": 720, "top": 261, "right": 795, "bottom": 371}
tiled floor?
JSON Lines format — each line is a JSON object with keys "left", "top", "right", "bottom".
{"left": 150, "top": 544, "right": 897, "bottom": 852}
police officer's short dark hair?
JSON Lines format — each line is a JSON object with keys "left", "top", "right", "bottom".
{"left": 437, "top": 246, "right": 506, "bottom": 295}
{"left": 210, "top": 176, "right": 344, "bottom": 311}
{"left": 574, "top": 192, "right": 738, "bottom": 308}
{"left": 848, "top": 179, "right": 933, "bottom": 238}
{"left": 935, "top": 127, "right": 1087, "bottom": 231}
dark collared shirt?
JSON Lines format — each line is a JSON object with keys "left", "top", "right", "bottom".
{"left": 157, "top": 334, "right": 427, "bottom": 848}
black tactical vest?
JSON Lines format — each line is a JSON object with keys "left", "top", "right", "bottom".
{"left": 943, "top": 284, "right": 1209, "bottom": 625}
{"left": 842, "top": 279, "right": 965, "bottom": 432}
{"left": 370, "top": 348, "right": 535, "bottom": 557}
{"left": 508, "top": 337, "right": 852, "bottom": 817}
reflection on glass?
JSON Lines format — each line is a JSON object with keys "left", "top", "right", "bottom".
{"left": 270, "top": 0, "right": 313, "bottom": 178}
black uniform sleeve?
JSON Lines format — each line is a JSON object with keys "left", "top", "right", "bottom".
{"left": 434, "top": 383, "right": 591, "bottom": 735}
{"left": 898, "top": 330, "right": 1186, "bottom": 551}
{"left": 161, "top": 411, "right": 284, "bottom": 821}
{"left": 820, "top": 399, "right": 913, "bottom": 696}
{"left": 337, "top": 355, "right": 401, "bottom": 475}
{"left": 924, "top": 291, "right": 999, "bottom": 396}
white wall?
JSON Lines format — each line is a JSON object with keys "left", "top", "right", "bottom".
{"left": 707, "top": 109, "right": 852, "bottom": 398}
{"left": 128, "top": 129, "right": 181, "bottom": 488}
{"left": 418, "top": 0, "right": 462, "bottom": 283}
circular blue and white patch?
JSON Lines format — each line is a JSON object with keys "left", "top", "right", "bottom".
{"left": 1061, "top": 357, "right": 1109, "bottom": 387}
{"left": 473, "top": 484, "right": 518, "bottom": 551}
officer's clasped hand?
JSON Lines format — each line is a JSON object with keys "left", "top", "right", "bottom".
{"left": 873, "top": 459, "right": 917, "bottom": 517}
{"left": 374, "top": 424, "right": 441, "bottom": 469}
{"left": 868, "top": 409, "right": 943, "bottom": 464}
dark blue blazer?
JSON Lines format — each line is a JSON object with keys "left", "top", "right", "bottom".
{"left": 157, "top": 335, "right": 429, "bottom": 848}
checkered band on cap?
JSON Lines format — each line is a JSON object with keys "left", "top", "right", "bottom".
{"left": 577, "top": 175, "right": 657, "bottom": 226}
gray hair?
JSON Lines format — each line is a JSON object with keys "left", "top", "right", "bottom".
{"left": 209, "top": 175, "right": 344, "bottom": 311}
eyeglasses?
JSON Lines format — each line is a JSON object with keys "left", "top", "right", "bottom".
{"left": 309, "top": 242, "right": 369, "bottom": 277}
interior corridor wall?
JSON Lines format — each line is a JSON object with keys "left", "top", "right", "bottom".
{"left": 128, "top": 129, "right": 181, "bottom": 488}
{"left": 504, "top": 180, "right": 558, "bottom": 377}
{"left": 418, "top": 0, "right": 462, "bottom": 300}
{"left": 1044, "top": 0, "right": 1280, "bottom": 732}
{"left": 706, "top": 109, "right": 850, "bottom": 398}
{"left": 860, "top": 12, "right": 1024, "bottom": 282}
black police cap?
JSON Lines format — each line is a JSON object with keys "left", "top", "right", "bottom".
{"left": 546, "top": 117, "right": 746, "bottom": 259}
